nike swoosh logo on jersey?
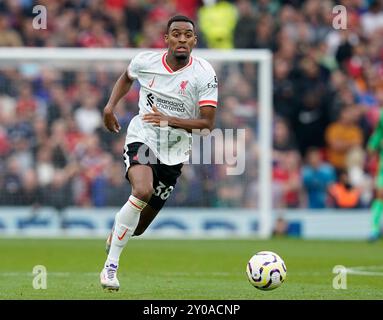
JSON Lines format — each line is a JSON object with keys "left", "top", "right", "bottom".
{"left": 149, "top": 76, "right": 155, "bottom": 88}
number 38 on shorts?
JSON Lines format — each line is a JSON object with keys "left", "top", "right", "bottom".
{"left": 153, "top": 181, "right": 174, "bottom": 200}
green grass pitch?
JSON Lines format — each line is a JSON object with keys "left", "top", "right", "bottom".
{"left": 0, "top": 238, "right": 383, "bottom": 300}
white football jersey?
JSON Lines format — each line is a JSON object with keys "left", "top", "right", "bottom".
{"left": 125, "top": 50, "right": 218, "bottom": 165}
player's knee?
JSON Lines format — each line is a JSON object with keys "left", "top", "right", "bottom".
{"left": 131, "top": 186, "right": 153, "bottom": 203}
{"left": 378, "top": 189, "right": 383, "bottom": 200}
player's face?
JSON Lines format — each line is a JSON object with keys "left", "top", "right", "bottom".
{"left": 165, "top": 21, "right": 197, "bottom": 60}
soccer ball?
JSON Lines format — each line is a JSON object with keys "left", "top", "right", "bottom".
{"left": 246, "top": 251, "right": 287, "bottom": 290}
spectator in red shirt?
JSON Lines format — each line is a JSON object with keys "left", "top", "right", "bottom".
{"left": 273, "top": 150, "right": 302, "bottom": 208}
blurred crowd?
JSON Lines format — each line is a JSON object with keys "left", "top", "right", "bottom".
{"left": 0, "top": 0, "right": 383, "bottom": 210}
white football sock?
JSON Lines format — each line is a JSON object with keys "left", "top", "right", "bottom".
{"left": 106, "top": 195, "right": 147, "bottom": 266}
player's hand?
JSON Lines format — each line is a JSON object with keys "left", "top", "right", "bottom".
{"left": 103, "top": 106, "right": 121, "bottom": 133}
{"left": 142, "top": 105, "right": 169, "bottom": 126}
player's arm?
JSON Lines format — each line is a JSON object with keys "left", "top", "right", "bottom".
{"left": 103, "top": 71, "right": 134, "bottom": 133}
{"left": 142, "top": 105, "right": 216, "bottom": 133}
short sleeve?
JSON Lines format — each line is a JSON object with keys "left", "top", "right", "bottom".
{"left": 127, "top": 52, "right": 144, "bottom": 80}
{"left": 198, "top": 67, "right": 218, "bottom": 108}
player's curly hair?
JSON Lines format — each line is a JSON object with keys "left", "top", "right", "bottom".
{"left": 166, "top": 15, "right": 195, "bottom": 33}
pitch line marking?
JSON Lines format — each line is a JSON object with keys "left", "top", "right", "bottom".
{"left": 0, "top": 271, "right": 232, "bottom": 277}
{"left": 345, "top": 266, "right": 383, "bottom": 276}
{"left": 0, "top": 272, "right": 99, "bottom": 277}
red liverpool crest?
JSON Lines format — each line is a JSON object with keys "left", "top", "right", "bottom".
{"left": 179, "top": 80, "right": 188, "bottom": 95}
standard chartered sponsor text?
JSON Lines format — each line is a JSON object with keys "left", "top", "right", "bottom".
{"left": 156, "top": 97, "right": 185, "bottom": 112}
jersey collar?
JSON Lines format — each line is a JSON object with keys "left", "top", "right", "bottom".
{"left": 162, "top": 52, "right": 193, "bottom": 73}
